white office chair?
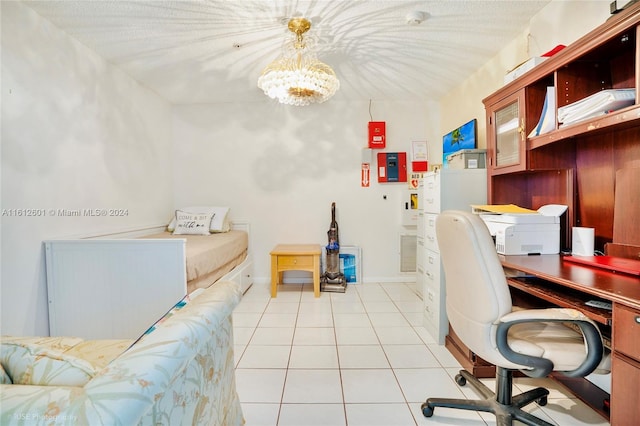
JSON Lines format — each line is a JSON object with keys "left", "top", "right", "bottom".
{"left": 422, "top": 210, "right": 608, "bottom": 426}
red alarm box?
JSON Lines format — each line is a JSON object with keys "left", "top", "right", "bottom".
{"left": 377, "top": 152, "right": 407, "bottom": 183}
{"left": 368, "top": 121, "right": 386, "bottom": 149}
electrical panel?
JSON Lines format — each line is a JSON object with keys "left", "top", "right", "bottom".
{"left": 377, "top": 152, "right": 407, "bottom": 182}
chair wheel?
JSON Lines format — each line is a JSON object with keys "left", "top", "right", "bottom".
{"left": 537, "top": 396, "right": 548, "bottom": 406}
{"left": 455, "top": 374, "right": 467, "bottom": 386}
{"left": 421, "top": 402, "right": 434, "bottom": 417}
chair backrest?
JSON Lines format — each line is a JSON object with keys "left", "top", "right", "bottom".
{"left": 435, "top": 210, "right": 513, "bottom": 366}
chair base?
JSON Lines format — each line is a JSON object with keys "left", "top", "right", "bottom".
{"left": 422, "top": 368, "right": 552, "bottom": 426}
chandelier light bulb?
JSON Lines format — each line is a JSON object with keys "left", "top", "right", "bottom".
{"left": 258, "top": 18, "right": 339, "bottom": 106}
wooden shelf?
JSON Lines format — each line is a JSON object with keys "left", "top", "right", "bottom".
{"left": 528, "top": 104, "right": 640, "bottom": 150}
{"left": 483, "top": 3, "right": 640, "bottom": 108}
{"left": 507, "top": 277, "right": 613, "bottom": 325}
{"left": 484, "top": 5, "right": 640, "bottom": 248}
{"left": 476, "top": 7, "right": 640, "bottom": 423}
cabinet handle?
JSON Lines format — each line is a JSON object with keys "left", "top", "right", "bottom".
{"left": 518, "top": 118, "right": 525, "bottom": 142}
{"left": 635, "top": 315, "right": 640, "bottom": 325}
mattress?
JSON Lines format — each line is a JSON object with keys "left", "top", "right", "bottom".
{"left": 141, "top": 230, "right": 248, "bottom": 291}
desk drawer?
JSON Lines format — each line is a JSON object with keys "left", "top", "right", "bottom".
{"left": 423, "top": 173, "right": 441, "bottom": 213}
{"left": 417, "top": 210, "right": 425, "bottom": 239}
{"left": 424, "top": 213, "right": 439, "bottom": 252}
{"left": 424, "top": 250, "right": 440, "bottom": 287}
{"left": 278, "top": 255, "right": 314, "bottom": 268}
{"left": 613, "top": 304, "right": 640, "bottom": 362}
{"left": 611, "top": 352, "right": 640, "bottom": 424}
{"left": 417, "top": 239, "right": 426, "bottom": 270}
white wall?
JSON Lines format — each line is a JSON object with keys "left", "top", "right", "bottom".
{"left": 172, "top": 100, "right": 439, "bottom": 284}
{"left": 1, "top": 1, "right": 174, "bottom": 335}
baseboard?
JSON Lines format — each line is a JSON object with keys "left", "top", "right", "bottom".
{"left": 253, "top": 276, "right": 417, "bottom": 286}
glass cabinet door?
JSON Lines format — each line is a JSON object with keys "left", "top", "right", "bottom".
{"left": 487, "top": 90, "right": 526, "bottom": 174}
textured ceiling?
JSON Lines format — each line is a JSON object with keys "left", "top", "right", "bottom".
{"left": 23, "top": 0, "right": 552, "bottom": 104}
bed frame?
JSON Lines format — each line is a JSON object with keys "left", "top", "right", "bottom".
{"left": 44, "top": 222, "right": 252, "bottom": 340}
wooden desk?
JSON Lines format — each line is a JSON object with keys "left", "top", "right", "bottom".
{"left": 270, "top": 244, "right": 321, "bottom": 298}
{"left": 500, "top": 255, "right": 640, "bottom": 309}
{"left": 447, "top": 254, "right": 640, "bottom": 424}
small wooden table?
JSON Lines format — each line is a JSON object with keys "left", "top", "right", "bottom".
{"left": 270, "top": 244, "right": 322, "bottom": 297}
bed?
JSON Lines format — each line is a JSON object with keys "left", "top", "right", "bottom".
{"left": 141, "top": 229, "right": 249, "bottom": 294}
{"left": 44, "top": 209, "right": 252, "bottom": 340}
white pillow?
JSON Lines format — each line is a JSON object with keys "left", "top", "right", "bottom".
{"left": 167, "top": 206, "right": 231, "bottom": 233}
{"left": 172, "top": 210, "right": 214, "bottom": 235}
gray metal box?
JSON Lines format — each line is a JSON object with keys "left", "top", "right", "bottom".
{"left": 446, "top": 149, "right": 487, "bottom": 169}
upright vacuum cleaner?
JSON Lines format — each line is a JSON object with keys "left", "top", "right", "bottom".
{"left": 321, "top": 202, "right": 347, "bottom": 293}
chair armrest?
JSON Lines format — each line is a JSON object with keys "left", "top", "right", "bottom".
{"left": 496, "top": 308, "right": 604, "bottom": 378}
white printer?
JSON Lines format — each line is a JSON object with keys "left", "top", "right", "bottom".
{"left": 477, "top": 204, "right": 567, "bottom": 255}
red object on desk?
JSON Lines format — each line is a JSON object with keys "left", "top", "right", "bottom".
{"left": 563, "top": 255, "right": 640, "bottom": 276}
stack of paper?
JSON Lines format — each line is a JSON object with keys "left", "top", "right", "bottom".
{"left": 471, "top": 204, "right": 567, "bottom": 216}
{"left": 557, "top": 88, "right": 635, "bottom": 126}
{"left": 471, "top": 204, "right": 538, "bottom": 214}
{"left": 529, "top": 87, "right": 556, "bottom": 137}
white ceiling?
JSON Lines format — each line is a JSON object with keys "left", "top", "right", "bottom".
{"left": 23, "top": 0, "right": 552, "bottom": 105}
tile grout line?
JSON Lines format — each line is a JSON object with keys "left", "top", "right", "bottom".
{"left": 275, "top": 284, "right": 303, "bottom": 426}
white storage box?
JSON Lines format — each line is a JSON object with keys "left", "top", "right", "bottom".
{"left": 446, "top": 149, "right": 486, "bottom": 169}
{"left": 504, "top": 57, "right": 547, "bottom": 84}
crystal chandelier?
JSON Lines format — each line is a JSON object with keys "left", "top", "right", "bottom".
{"left": 258, "top": 18, "right": 339, "bottom": 106}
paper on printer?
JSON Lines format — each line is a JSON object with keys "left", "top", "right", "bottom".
{"left": 472, "top": 204, "right": 568, "bottom": 255}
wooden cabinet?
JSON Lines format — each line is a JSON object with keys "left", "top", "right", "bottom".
{"left": 484, "top": 3, "right": 640, "bottom": 253}
{"left": 611, "top": 303, "right": 640, "bottom": 425}
{"left": 486, "top": 89, "right": 527, "bottom": 175}
{"left": 611, "top": 353, "right": 640, "bottom": 425}
{"left": 478, "top": 5, "right": 640, "bottom": 424}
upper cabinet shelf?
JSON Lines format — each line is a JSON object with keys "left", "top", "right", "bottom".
{"left": 484, "top": 3, "right": 640, "bottom": 174}
{"left": 483, "top": 3, "right": 640, "bottom": 258}
{"left": 528, "top": 103, "right": 640, "bottom": 150}
{"left": 486, "top": 4, "right": 640, "bottom": 109}
{"left": 483, "top": 4, "right": 640, "bottom": 158}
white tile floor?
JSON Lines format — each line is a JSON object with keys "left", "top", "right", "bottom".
{"left": 233, "top": 282, "right": 610, "bottom": 426}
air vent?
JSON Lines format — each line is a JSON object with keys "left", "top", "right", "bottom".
{"left": 400, "top": 234, "right": 417, "bottom": 273}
